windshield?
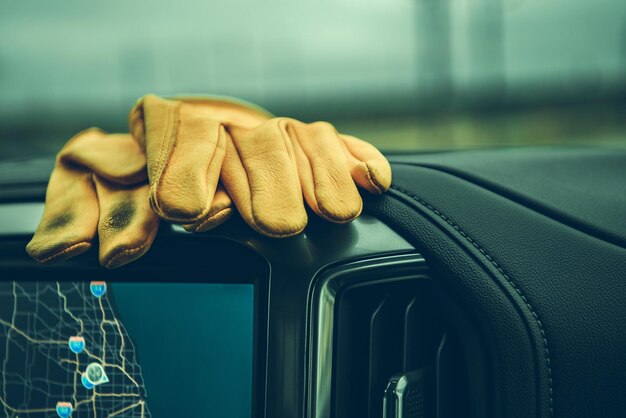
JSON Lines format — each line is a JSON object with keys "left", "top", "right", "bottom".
{"left": 1, "top": 0, "right": 625, "bottom": 161}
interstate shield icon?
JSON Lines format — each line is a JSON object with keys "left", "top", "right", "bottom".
{"left": 89, "top": 281, "right": 107, "bottom": 298}
{"left": 68, "top": 336, "right": 85, "bottom": 354}
{"left": 56, "top": 401, "right": 73, "bottom": 418}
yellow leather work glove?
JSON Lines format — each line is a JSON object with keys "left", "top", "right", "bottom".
{"left": 222, "top": 119, "right": 392, "bottom": 237}
{"left": 130, "top": 94, "right": 392, "bottom": 237}
{"left": 129, "top": 94, "right": 270, "bottom": 232}
{"left": 26, "top": 128, "right": 160, "bottom": 268}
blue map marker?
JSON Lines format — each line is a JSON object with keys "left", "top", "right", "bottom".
{"left": 68, "top": 336, "right": 85, "bottom": 354}
{"left": 81, "top": 372, "right": 94, "bottom": 390}
{"left": 85, "top": 362, "right": 109, "bottom": 386}
{"left": 90, "top": 281, "right": 107, "bottom": 298}
{"left": 56, "top": 401, "right": 73, "bottom": 418}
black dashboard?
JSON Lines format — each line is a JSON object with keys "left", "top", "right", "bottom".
{"left": 1, "top": 145, "right": 625, "bottom": 418}
{"left": 1, "top": 202, "right": 472, "bottom": 418}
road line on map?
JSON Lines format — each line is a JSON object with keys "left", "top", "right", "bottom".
{"left": 112, "top": 318, "right": 128, "bottom": 370}
{"left": 0, "top": 319, "right": 66, "bottom": 345}
{"left": 93, "top": 387, "right": 98, "bottom": 418}
{"left": 73, "top": 352, "right": 79, "bottom": 406}
{"left": 107, "top": 400, "right": 144, "bottom": 417}
{"left": 57, "top": 282, "right": 84, "bottom": 334}
{"left": 99, "top": 298, "right": 107, "bottom": 364}
{"left": 1, "top": 282, "right": 16, "bottom": 417}
{"left": 0, "top": 394, "right": 57, "bottom": 414}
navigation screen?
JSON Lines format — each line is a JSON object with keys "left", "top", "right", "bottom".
{"left": 0, "top": 281, "right": 254, "bottom": 418}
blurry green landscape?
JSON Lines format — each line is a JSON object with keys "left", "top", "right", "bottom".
{"left": 0, "top": 0, "right": 625, "bottom": 159}
{"left": 336, "top": 103, "right": 626, "bottom": 152}
{"left": 2, "top": 102, "right": 624, "bottom": 162}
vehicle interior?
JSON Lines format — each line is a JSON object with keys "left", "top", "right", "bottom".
{"left": 0, "top": 1, "right": 625, "bottom": 418}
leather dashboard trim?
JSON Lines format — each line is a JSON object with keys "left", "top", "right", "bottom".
{"left": 386, "top": 184, "right": 553, "bottom": 417}
{"left": 390, "top": 184, "right": 555, "bottom": 415}
{"left": 392, "top": 161, "right": 626, "bottom": 249}
{"left": 366, "top": 154, "right": 626, "bottom": 417}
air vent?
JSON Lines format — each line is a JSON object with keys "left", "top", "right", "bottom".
{"left": 331, "top": 278, "right": 467, "bottom": 418}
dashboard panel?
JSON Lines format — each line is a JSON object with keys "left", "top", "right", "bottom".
{"left": 1, "top": 202, "right": 460, "bottom": 418}
{"left": 3, "top": 145, "right": 623, "bottom": 418}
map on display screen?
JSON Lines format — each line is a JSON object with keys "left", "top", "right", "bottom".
{"left": 0, "top": 280, "right": 254, "bottom": 418}
{"left": 0, "top": 281, "right": 149, "bottom": 417}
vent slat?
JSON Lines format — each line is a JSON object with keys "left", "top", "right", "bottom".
{"left": 369, "top": 295, "right": 390, "bottom": 417}
{"left": 404, "top": 290, "right": 444, "bottom": 373}
{"left": 332, "top": 278, "right": 466, "bottom": 418}
{"left": 335, "top": 288, "right": 386, "bottom": 418}
{"left": 369, "top": 293, "right": 408, "bottom": 417}
{"left": 436, "top": 332, "right": 467, "bottom": 418}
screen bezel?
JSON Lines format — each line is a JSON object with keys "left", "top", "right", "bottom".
{"left": 0, "top": 233, "right": 270, "bottom": 418}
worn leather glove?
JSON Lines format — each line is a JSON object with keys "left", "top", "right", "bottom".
{"left": 128, "top": 95, "right": 270, "bottom": 232}
{"left": 130, "top": 94, "right": 392, "bottom": 237}
{"left": 26, "top": 129, "right": 160, "bottom": 268}
{"left": 27, "top": 94, "right": 392, "bottom": 268}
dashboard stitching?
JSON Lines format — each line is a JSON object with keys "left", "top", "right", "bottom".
{"left": 391, "top": 184, "right": 554, "bottom": 417}
{"left": 391, "top": 161, "right": 626, "bottom": 249}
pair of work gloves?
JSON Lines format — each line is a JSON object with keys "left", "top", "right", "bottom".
{"left": 26, "top": 95, "right": 392, "bottom": 268}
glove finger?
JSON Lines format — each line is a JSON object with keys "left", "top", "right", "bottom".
{"left": 129, "top": 94, "right": 225, "bottom": 224}
{"left": 221, "top": 120, "right": 307, "bottom": 238}
{"left": 94, "top": 177, "right": 160, "bottom": 269}
{"left": 60, "top": 129, "right": 146, "bottom": 185}
{"left": 26, "top": 164, "right": 98, "bottom": 264}
{"left": 288, "top": 120, "right": 362, "bottom": 223}
{"left": 182, "top": 183, "right": 233, "bottom": 232}
{"left": 338, "top": 134, "right": 392, "bottom": 194}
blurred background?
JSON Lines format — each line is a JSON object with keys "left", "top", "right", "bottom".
{"left": 1, "top": 0, "right": 625, "bottom": 161}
